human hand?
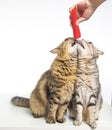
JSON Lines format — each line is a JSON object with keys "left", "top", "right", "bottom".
{"left": 70, "top": 0, "right": 96, "bottom": 24}
{"left": 69, "top": 0, "right": 105, "bottom": 24}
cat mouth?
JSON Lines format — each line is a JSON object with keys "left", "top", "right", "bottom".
{"left": 76, "top": 39, "right": 85, "bottom": 49}
{"left": 71, "top": 39, "right": 85, "bottom": 49}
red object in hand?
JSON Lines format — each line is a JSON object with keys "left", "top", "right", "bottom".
{"left": 70, "top": 8, "right": 81, "bottom": 39}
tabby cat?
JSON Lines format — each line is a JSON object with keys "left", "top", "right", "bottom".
{"left": 11, "top": 37, "right": 78, "bottom": 123}
{"left": 68, "top": 40, "right": 103, "bottom": 129}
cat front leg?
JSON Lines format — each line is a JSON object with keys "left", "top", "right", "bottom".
{"left": 71, "top": 93, "right": 83, "bottom": 126}
{"left": 87, "top": 105, "right": 97, "bottom": 129}
{"left": 95, "top": 96, "right": 103, "bottom": 120}
{"left": 56, "top": 103, "right": 68, "bottom": 123}
{"left": 73, "top": 103, "right": 83, "bottom": 126}
{"left": 87, "top": 96, "right": 97, "bottom": 129}
{"left": 46, "top": 102, "right": 58, "bottom": 123}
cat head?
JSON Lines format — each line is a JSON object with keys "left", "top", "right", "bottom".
{"left": 50, "top": 37, "right": 78, "bottom": 60}
{"left": 76, "top": 40, "right": 104, "bottom": 59}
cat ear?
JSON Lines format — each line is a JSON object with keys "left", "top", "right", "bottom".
{"left": 50, "top": 47, "right": 59, "bottom": 54}
{"left": 95, "top": 49, "right": 104, "bottom": 58}
{"left": 97, "top": 49, "right": 104, "bottom": 56}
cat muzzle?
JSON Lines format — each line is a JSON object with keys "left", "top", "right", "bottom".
{"left": 76, "top": 39, "right": 85, "bottom": 49}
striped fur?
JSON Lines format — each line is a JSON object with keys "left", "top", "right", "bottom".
{"left": 11, "top": 96, "right": 30, "bottom": 108}
{"left": 11, "top": 37, "right": 78, "bottom": 123}
{"left": 68, "top": 40, "right": 103, "bottom": 129}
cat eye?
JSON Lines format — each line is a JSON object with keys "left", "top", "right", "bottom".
{"left": 72, "top": 41, "right": 76, "bottom": 46}
{"left": 88, "top": 42, "right": 92, "bottom": 44}
{"left": 79, "top": 42, "right": 85, "bottom": 49}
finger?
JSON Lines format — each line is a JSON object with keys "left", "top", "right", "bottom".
{"left": 69, "top": 5, "right": 76, "bottom": 13}
{"left": 77, "top": 17, "right": 87, "bottom": 24}
{"left": 69, "top": 15, "right": 72, "bottom": 26}
{"left": 69, "top": 7, "right": 73, "bottom": 13}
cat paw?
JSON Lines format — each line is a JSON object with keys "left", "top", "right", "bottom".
{"left": 32, "top": 113, "right": 41, "bottom": 118}
{"left": 73, "top": 120, "right": 82, "bottom": 126}
{"left": 57, "top": 117, "right": 66, "bottom": 123}
{"left": 46, "top": 117, "right": 56, "bottom": 124}
{"left": 88, "top": 121, "right": 97, "bottom": 129}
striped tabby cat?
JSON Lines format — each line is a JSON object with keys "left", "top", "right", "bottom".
{"left": 11, "top": 37, "right": 78, "bottom": 123}
{"left": 68, "top": 40, "right": 103, "bottom": 129}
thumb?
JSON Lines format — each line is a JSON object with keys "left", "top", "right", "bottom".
{"left": 77, "top": 17, "right": 87, "bottom": 24}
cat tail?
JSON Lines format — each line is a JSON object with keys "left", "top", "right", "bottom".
{"left": 11, "top": 96, "right": 30, "bottom": 108}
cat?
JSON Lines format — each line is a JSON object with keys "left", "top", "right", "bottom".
{"left": 11, "top": 37, "right": 78, "bottom": 124}
{"left": 68, "top": 40, "right": 103, "bottom": 129}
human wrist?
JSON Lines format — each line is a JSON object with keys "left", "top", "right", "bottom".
{"left": 88, "top": 0, "right": 105, "bottom": 9}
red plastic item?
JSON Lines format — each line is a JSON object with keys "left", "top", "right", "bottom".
{"left": 70, "top": 8, "right": 81, "bottom": 39}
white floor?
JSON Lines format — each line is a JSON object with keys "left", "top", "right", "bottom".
{"left": 0, "top": 94, "right": 112, "bottom": 130}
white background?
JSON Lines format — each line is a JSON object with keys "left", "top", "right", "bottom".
{"left": 0, "top": 0, "right": 112, "bottom": 105}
